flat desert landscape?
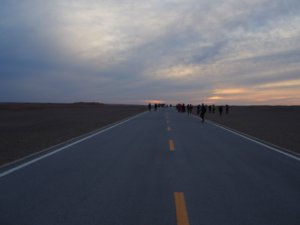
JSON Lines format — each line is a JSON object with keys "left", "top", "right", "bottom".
{"left": 0, "top": 103, "right": 146, "bottom": 166}
{"left": 204, "top": 106, "right": 300, "bottom": 155}
{"left": 0, "top": 104, "right": 299, "bottom": 167}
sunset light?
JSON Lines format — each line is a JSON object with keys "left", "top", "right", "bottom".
{"left": 0, "top": 1, "right": 300, "bottom": 224}
{"left": 1, "top": 0, "right": 300, "bottom": 105}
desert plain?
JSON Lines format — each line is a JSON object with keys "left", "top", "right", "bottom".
{"left": 0, "top": 103, "right": 299, "bottom": 167}
{"left": 204, "top": 106, "right": 300, "bottom": 155}
{"left": 0, "top": 103, "right": 146, "bottom": 166}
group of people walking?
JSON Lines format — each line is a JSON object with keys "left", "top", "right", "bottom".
{"left": 148, "top": 103, "right": 170, "bottom": 111}
{"left": 176, "top": 104, "right": 194, "bottom": 115}
{"left": 148, "top": 102, "right": 230, "bottom": 123}
{"left": 176, "top": 103, "right": 230, "bottom": 122}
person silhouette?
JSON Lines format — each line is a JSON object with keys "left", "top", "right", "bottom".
{"left": 148, "top": 103, "right": 152, "bottom": 111}
{"left": 187, "top": 104, "right": 193, "bottom": 115}
{"left": 225, "top": 104, "right": 229, "bottom": 114}
{"left": 212, "top": 104, "right": 216, "bottom": 113}
{"left": 200, "top": 103, "right": 206, "bottom": 122}
{"left": 208, "top": 105, "right": 212, "bottom": 113}
{"left": 219, "top": 105, "right": 223, "bottom": 116}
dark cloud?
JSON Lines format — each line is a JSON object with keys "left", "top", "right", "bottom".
{"left": 0, "top": 0, "right": 300, "bottom": 104}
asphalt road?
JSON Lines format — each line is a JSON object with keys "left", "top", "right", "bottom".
{"left": 0, "top": 108, "right": 299, "bottom": 225}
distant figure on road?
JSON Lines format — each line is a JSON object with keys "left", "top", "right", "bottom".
{"left": 154, "top": 104, "right": 158, "bottom": 111}
{"left": 208, "top": 105, "right": 212, "bottom": 113}
{"left": 187, "top": 104, "right": 193, "bottom": 115}
{"left": 148, "top": 103, "right": 152, "bottom": 111}
{"left": 225, "top": 104, "right": 229, "bottom": 114}
{"left": 200, "top": 103, "right": 206, "bottom": 122}
{"left": 197, "top": 104, "right": 200, "bottom": 115}
{"left": 219, "top": 105, "right": 223, "bottom": 116}
{"left": 177, "top": 104, "right": 184, "bottom": 112}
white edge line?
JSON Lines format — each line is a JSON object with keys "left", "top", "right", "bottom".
{"left": 0, "top": 111, "right": 148, "bottom": 178}
{"left": 191, "top": 114, "right": 300, "bottom": 161}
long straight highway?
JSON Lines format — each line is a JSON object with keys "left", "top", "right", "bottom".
{"left": 0, "top": 108, "right": 299, "bottom": 225}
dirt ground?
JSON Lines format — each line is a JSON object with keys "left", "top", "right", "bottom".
{"left": 199, "top": 106, "right": 300, "bottom": 155}
{"left": 0, "top": 103, "right": 146, "bottom": 166}
{"left": 1, "top": 104, "right": 299, "bottom": 167}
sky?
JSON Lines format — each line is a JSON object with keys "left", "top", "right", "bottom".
{"left": 1, "top": 0, "right": 300, "bottom": 105}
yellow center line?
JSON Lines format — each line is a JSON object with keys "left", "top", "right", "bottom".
{"left": 174, "top": 192, "right": 190, "bottom": 225}
{"left": 169, "top": 140, "right": 175, "bottom": 151}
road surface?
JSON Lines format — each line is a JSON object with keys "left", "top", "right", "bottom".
{"left": 0, "top": 108, "right": 299, "bottom": 225}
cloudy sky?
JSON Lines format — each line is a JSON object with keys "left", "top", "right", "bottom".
{"left": 1, "top": 0, "right": 300, "bottom": 105}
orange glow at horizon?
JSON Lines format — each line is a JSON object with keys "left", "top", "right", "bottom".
{"left": 205, "top": 88, "right": 300, "bottom": 105}
{"left": 256, "top": 79, "right": 300, "bottom": 89}
{"left": 208, "top": 96, "right": 224, "bottom": 100}
{"left": 144, "top": 99, "right": 165, "bottom": 104}
{"left": 214, "top": 88, "right": 247, "bottom": 95}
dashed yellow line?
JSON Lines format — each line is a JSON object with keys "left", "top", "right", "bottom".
{"left": 174, "top": 192, "right": 190, "bottom": 225}
{"left": 169, "top": 140, "right": 175, "bottom": 151}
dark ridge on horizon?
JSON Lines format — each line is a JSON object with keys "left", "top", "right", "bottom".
{"left": 0, "top": 102, "right": 299, "bottom": 106}
{"left": 0, "top": 102, "right": 102, "bottom": 105}
{"left": 0, "top": 102, "right": 146, "bottom": 110}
